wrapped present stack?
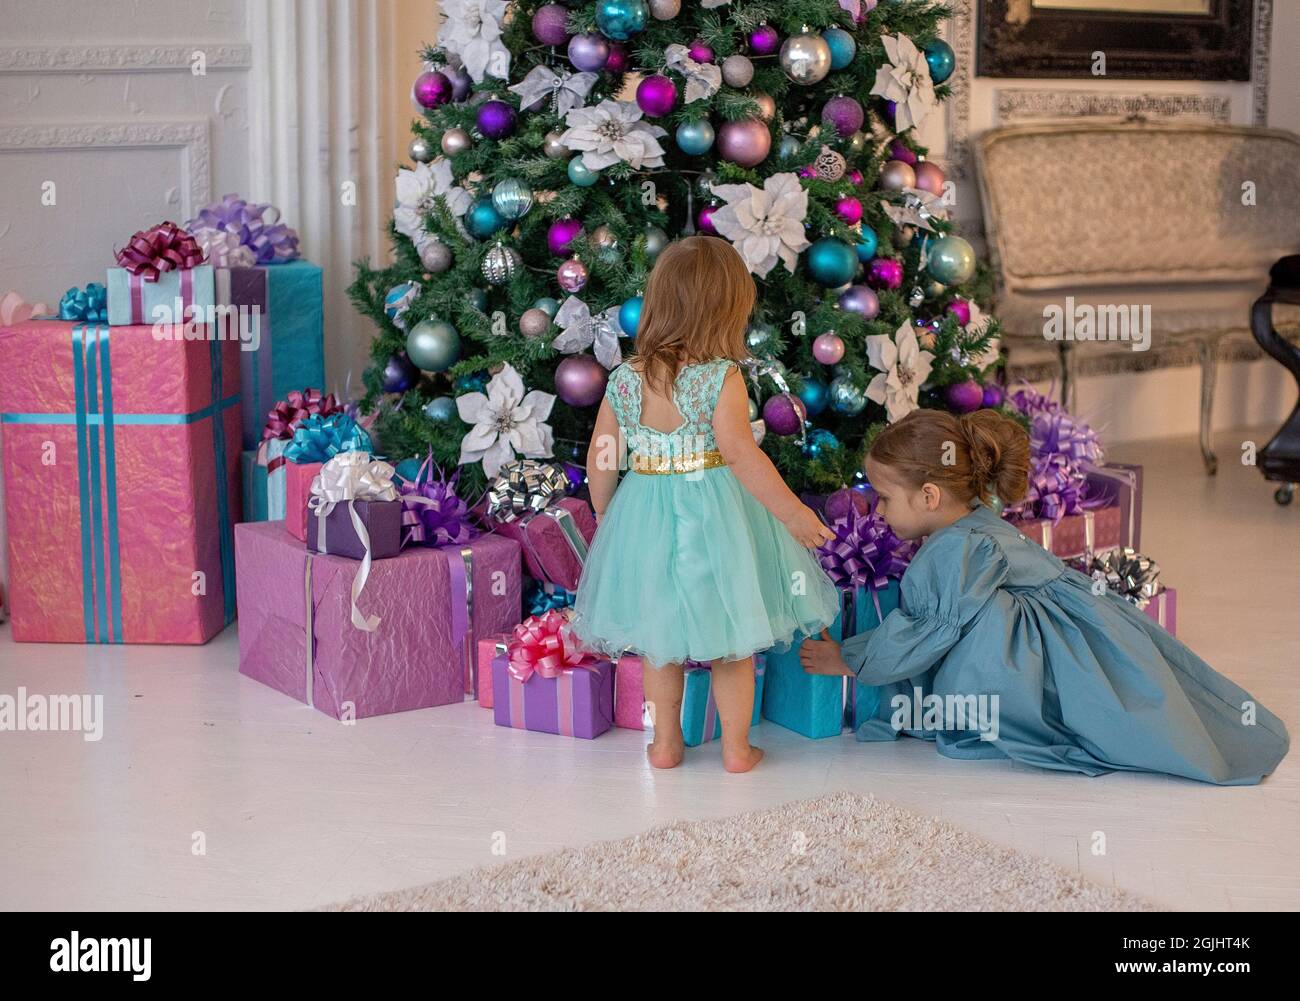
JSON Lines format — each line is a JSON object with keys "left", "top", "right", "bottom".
{"left": 1072, "top": 547, "right": 1177, "bottom": 636}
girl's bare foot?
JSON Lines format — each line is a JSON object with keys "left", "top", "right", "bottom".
{"left": 721, "top": 744, "right": 764, "bottom": 773}
{"left": 647, "top": 736, "right": 685, "bottom": 769}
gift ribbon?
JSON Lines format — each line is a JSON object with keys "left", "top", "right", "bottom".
{"left": 114, "top": 221, "right": 206, "bottom": 283}
{"left": 283, "top": 412, "right": 372, "bottom": 465}
{"left": 308, "top": 451, "right": 398, "bottom": 632}
{"left": 398, "top": 451, "right": 479, "bottom": 549}
{"left": 186, "top": 193, "right": 301, "bottom": 265}
{"left": 0, "top": 324, "right": 238, "bottom": 641}
{"left": 443, "top": 545, "right": 476, "bottom": 696}
{"left": 58, "top": 284, "right": 108, "bottom": 324}
{"left": 514, "top": 506, "right": 589, "bottom": 585}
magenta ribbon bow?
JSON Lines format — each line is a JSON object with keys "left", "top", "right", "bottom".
{"left": 506, "top": 610, "right": 601, "bottom": 684}
{"left": 114, "top": 221, "right": 207, "bottom": 282}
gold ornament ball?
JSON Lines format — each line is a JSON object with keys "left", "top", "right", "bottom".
{"left": 441, "top": 127, "right": 471, "bottom": 156}
{"left": 649, "top": 0, "right": 681, "bottom": 18}
{"left": 879, "top": 159, "right": 917, "bottom": 192}
{"left": 543, "top": 131, "right": 569, "bottom": 158}
{"left": 752, "top": 92, "right": 776, "bottom": 122}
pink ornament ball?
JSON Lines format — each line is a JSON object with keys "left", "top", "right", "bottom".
{"left": 717, "top": 118, "right": 771, "bottom": 168}
{"left": 532, "top": 4, "right": 572, "bottom": 47}
{"left": 813, "top": 332, "right": 846, "bottom": 365}
{"left": 822, "top": 95, "right": 864, "bottom": 138}
{"left": 557, "top": 256, "right": 589, "bottom": 293}
{"left": 547, "top": 217, "right": 585, "bottom": 256}
{"left": 835, "top": 196, "right": 863, "bottom": 225}
{"left": 556, "top": 354, "right": 609, "bottom": 408}
{"left": 636, "top": 74, "right": 678, "bottom": 117}
{"left": 878, "top": 159, "right": 917, "bottom": 192}
{"left": 888, "top": 140, "right": 917, "bottom": 165}
{"left": 849, "top": 168, "right": 863, "bottom": 185}
{"left": 605, "top": 42, "right": 629, "bottom": 74}
{"left": 763, "top": 392, "right": 806, "bottom": 436}
{"left": 413, "top": 70, "right": 452, "bottom": 109}
{"left": 838, "top": 284, "right": 879, "bottom": 318}
{"left": 945, "top": 380, "right": 985, "bottom": 413}
{"left": 913, "top": 160, "right": 946, "bottom": 197}
{"left": 798, "top": 165, "right": 816, "bottom": 179}
{"left": 697, "top": 204, "right": 718, "bottom": 235}
{"left": 867, "top": 257, "right": 904, "bottom": 290}
{"left": 947, "top": 298, "right": 972, "bottom": 326}
{"left": 749, "top": 24, "right": 780, "bottom": 56}
{"left": 688, "top": 39, "right": 715, "bottom": 63}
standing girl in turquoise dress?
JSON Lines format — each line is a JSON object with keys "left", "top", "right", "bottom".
{"left": 799, "top": 408, "right": 1290, "bottom": 785}
{"left": 568, "top": 236, "right": 841, "bottom": 773}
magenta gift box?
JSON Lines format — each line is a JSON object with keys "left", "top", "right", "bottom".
{"left": 491, "top": 653, "right": 614, "bottom": 739}
{"left": 284, "top": 459, "right": 321, "bottom": 541}
{"left": 236, "top": 521, "right": 523, "bottom": 719}
{"left": 1143, "top": 587, "right": 1177, "bottom": 636}
{"left": 1010, "top": 504, "right": 1122, "bottom": 560}
{"left": 0, "top": 320, "right": 240, "bottom": 643}
{"left": 490, "top": 497, "right": 595, "bottom": 590}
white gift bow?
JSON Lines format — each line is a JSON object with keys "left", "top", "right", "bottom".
{"left": 508, "top": 64, "right": 597, "bottom": 117}
{"left": 308, "top": 451, "right": 399, "bottom": 632}
{"left": 552, "top": 295, "right": 624, "bottom": 370}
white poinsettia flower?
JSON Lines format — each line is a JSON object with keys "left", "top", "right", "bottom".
{"left": 456, "top": 363, "right": 556, "bottom": 478}
{"left": 865, "top": 321, "right": 936, "bottom": 423}
{"left": 869, "top": 33, "right": 938, "bottom": 133}
{"left": 438, "top": 0, "right": 510, "bottom": 83}
{"left": 663, "top": 44, "right": 721, "bottom": 104}
{"left": 559, "top": 99, "right": 668, "bottom": 171}
{"left": 709, "top": 172, "right": 811, "bottom": 278}
{"left": 701, "top": 0, "right": 731, "bottom": 6}
{"left": 394, "top": 158, "right": 471, "bottom": 246}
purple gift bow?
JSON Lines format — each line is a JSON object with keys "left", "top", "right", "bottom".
{"left": 185, "top": 193, "right": 300, "bottom": 264}
{"left": 398, "top": 452, "right": 479, "bottom": 548}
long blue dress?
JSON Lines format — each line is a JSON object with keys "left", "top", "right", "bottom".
{"left": 568, "top": 357, "right": 841, "bottom": 668}
{"left": 841, "top": 502, "right": 1290, "bottom": 785}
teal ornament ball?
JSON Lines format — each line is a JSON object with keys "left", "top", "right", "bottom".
{"left": 383, "top": 281, "right": 421, "bottom": 331}
{"left": 406, "top": 319, "right": 461, "bottom": 372}
{"left": 823, "top": 27, "right": 857, "bottom": 70}
{"left": 644, "top": 224, "right": 669, "bottom": 260}
{"left": 618, "top": 295, "right": 643, "bottom": 336}
{"left": 675, "top": 119, "right": 715, "bottom": 155}
{"left": 855, "top": 227, "right": 879, "bottom": 262}
{"left": 803, "top": 427, "right": 839, "bottom": 457}
{"left": 746, "top": 321, "right": 776, "bottom": 352}
{"left": 924, "top": 39, "right": 956, "bottom": 85}
{"left": 469, "top": 288, "right": 488, "bottom": 311}
{"left": 829, "top": 374, "right": 867, "bottom": 415}
{"left": 595, "top": 0, "right": 647, "bottom": 41}
{"left": 567, "top": 156, "right": 600, "bottom": 187}
{"left": 797, "top": 376, "right": 829, "bottom": 417}
{"left": 491, "top": 177, "right": 533, "bottom": 220}
{"left": 928, "top": 235, "right": 977, "bottom": 285}
{"left": 533, "top": 296, "right": 560, "bottom": 318}
{"left": 423, "top": 395, "right": 457, "bottom": 422}
{"left": 466, "top": 196, "right": 506, "bottom": 239}
{"left": 779, "top": 135, "right": 800, "bottom": 160}
{"left": 807, "top": 237, "right": 858, "bottom": 287}
{"left": 454, "top": 371, "right": 489, "bottom": 394}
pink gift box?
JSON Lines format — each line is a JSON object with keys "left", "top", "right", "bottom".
{"left": 0, "top": 320, "right": 240, "bottom": 643}
{"left": 475, "top": 632, "right": 511, "bottom": 707}
{"left": 489, "top": 496, "right": 595, "bottom": 590}
{"left": 614, "top": 652, "right": 767, "bottom": 739}
{"left": 235, "top": 521, "right": 523, "bottom": 719}
{"left": 1143, "top": 587, "right": 1177, "bottom": 636}
{"left": 284, "top": 460, "right": 321, "bottom": 541}
{"left": 1011, "top": 504, "right": 1122, "bottom": 560}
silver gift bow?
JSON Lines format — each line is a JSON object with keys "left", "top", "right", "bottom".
{"left": 663, "top": 44, "right": 721, "bottom": 105}
{"left": 552, "top": 295, "right": 624, "bottom": 371}
{"left": 508, "top": 65, "right": 598, "bottom": 118}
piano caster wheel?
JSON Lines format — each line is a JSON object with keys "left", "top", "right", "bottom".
{"left": 1275, "top": 484, "right": 1295, "bottom": 506}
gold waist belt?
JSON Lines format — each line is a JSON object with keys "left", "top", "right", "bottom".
{"left": 630, "top": 448, "right": 728, "bottom": 475}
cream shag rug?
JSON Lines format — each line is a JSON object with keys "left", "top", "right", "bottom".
{"left": 327, "top": 791, "right": 1155, "bottom": 911}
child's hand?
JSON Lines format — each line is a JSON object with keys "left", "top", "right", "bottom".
{"left": 783, "top": 507, "right": 837, "bottom": 548}
{"left": 799, "top": 628, "right": 855, "bottom": 676}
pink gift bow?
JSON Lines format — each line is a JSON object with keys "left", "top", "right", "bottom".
{"left": 0, "top": 290, "right": 51, "bottom": 325}
{"left": 506, "top": 610, "right": 602, "bottom": 684}
{"left": 114, "top": 221, "right": 207, "bottom": 282}
{"left": 307, "top": 451, "right": 399, "bottom": 632}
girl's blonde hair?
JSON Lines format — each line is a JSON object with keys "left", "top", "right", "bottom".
{"left": 868, "top": 408, "right": 1030, "bottom": 506}
{"left": 629, "top": 235, "right": 755, "bottom": 398}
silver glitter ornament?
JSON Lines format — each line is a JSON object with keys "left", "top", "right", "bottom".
{"left": 722, "top": 54, "right": 754, "bottom": 88}
{"left": 644, "top": 224, "right": 669, "bottom": 259}
{"left": 481, "top": 243, "right": 523, "bottom": 285}
{"left": 420, "top": 239, "right": 453, "bottom": 273}
{"left": 649, "top": 0, "right": 680, "bottom": 18}
{"left": 440, "top": 127, "right": 471, "bottom": 156}
{"left": 409, "top": 137, "right": 435, "bottom": 162}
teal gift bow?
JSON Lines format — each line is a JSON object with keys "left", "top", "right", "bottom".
{"left": 283, "top": 412, "right": 374, "bottom": 464}
{"left": 59, "top": 284, "right": 109, "bottom": 324}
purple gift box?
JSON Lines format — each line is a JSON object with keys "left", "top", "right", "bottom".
{"left": 491, "top": 653, "right": 614, "bottom": 739}
{"left": 1083, "top": 461, "right": 1142, "bottom": 551}
{"left": 1143, "top": 586, "right": 1177, "bottom": 636}
{"left": 306, "top": 499, "right": 402, "bottom": 560}
{"left": 236, "top": 521, "right": 523, "bottom": 719}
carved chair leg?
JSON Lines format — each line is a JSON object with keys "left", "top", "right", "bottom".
{"left": 1058, "top": 341, "right": 1077, "bottom": 412}
{"left": 1197, "top": 338, "right": 1219, "bottom": 476}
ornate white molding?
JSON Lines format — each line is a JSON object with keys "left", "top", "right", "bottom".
{"left": 0, "top": 43, "right": 251, "bottom": 74}
{"left": 1253, "top": 0, "right": 1273, "bottom": 125}
{"left": 0, "top": 120, "right": 211, "bottom": 214}
{"left": 996, "top": 90, "right": 1232, "bottom": 124}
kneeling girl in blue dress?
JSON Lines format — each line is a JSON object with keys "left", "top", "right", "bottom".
{"left": 799, "top": 408, "right": 1290, "bottom": 785}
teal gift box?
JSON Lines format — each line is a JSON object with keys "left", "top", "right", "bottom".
{"left": 106, "top": 264, "right": 215, "bottom": 327}
{"left": 678, "top": 655, "right": 766, "bottom": 747}
{"left": 761, "top": 582, "right": 900, "bottom": 739}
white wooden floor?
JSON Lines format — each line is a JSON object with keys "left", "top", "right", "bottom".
{"left": 2, "top": 427, "right": 1298, "bottom": 911}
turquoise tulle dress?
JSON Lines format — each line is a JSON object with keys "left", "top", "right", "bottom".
{"left": 568, "top": 357, "right": 841, "bottom": 668}
{"left": 842, "top": 502, "right": 1290, "bottom": 785}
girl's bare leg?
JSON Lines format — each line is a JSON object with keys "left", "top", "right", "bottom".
{"left": 644, "top": 659, "right": 686, "bottom": 769}
{"left": 711, "top": 655, "right": 764, "bottom": 773}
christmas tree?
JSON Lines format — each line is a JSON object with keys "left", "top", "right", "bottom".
{"left": 349, "top": 0, "right": 1002, "bottom": 499}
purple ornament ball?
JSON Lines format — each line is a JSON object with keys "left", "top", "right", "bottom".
{"left": 446, "top": 65, "right": 473, "bottom": 103}
{"left": 825, "top": 486, "right": 870, "bottom": 522}
{"left": 413, "top": 70, "right": 452, "bottom": 109}
{"left": 849, "top": 168, "right": 864, "bottom": 185}
{"left": 697, "top": 204, "right": 718, "bottom": 234}
{"left": 547, "top": 217, "right": 585, "bottom": 256}
{"left": 749, "top": 24, "right": 780, "bottom": 56}
{"left": 636, "top": 74, "right": 678, "bottom": 117}
{"left": 945, "top": 379, "right": 984, "bottom": 414}
{"left": 982, "top": 383, "right": 1005, "bottom": 408}
{"left": 717, "top": 119, "right": 771, "bottom": 168}
{"left": 888, "top": 140, "right": 917, "bottom": 165}
{"left": 838, "top": 284, "right": 879, "bottom": 318}
{"left": 883, "top": 99, "right": 897, "bottom": 125}
{"left": 822, "top": 95, "right": 864, "bottom": 138}
{"left": 689, "top": 39, "right": 714, "bottom": 63}
{"left": 605, "top": 42, "right": 629, "bottom": 73}
{"left": 947, "top": 298, "right": 972, "bottom": 326}
{"left": 476, "top": 100, "right": 517, "bottom": 139}
{"left": 568, "top": 32, "right": 610, "bottom": 72}
{"left": 532, "top": 4, "right": 573, "bottom": 47}
{"left": 381, "top": 353, "right": 419, "bottom": 393}
{"left": 867, "top": 257, "right": 904, "bottom": 290}
{"left": 556, "top": 354, "right": 609, "bottom": 407}
{"left": 763, "top": 392, "right": 806, "bottom": 436}
{"left": 556, "top": 256, "right": 589, "bottom": 293}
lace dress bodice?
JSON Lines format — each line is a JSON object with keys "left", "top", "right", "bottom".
{"left": 605, "top": 357, "right": 737, "bottom": 464}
